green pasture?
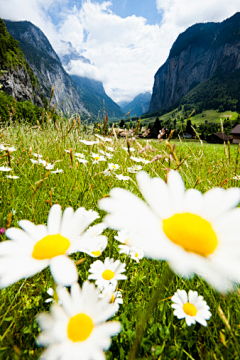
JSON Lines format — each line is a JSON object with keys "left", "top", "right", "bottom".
{"left": 0, "top": 119, "right": 240, "bottom": 359}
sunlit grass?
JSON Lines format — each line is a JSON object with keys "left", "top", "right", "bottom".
{"left": 0, "top": 118, "right": 240, "bottom": 359}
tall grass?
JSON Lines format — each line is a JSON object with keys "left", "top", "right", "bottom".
{"left": 0, "top": 118, "right": 240, "bottom": 359}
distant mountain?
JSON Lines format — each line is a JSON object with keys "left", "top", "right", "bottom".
{"left": 150, "top": 12, "right": 240, "bottom": 113}
{"left": 59, "top": 42, "right": 123, "bottom": 119}
{"left": 120, "top": 92, "right": 151, "bottom": 117}
{"left": 4, "top": 20, "right": 89, "bottom": 116}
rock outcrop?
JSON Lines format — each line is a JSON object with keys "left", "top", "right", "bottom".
{"left": 5, "top": 20, "right": 89, "bottom": 115}
{"left": 149, "top": 12, "right": 240, "bottom": 112}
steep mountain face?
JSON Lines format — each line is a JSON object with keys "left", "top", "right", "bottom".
{"left": 71, "top": 75, "right": 123, "bottom": 118}
{"left": 120, "top": 92, "right": 151, "bottom": 117}
{"left": 59, "top": 42, "right": 123, "bottom": 119}
{"left": 4, "top": 20, "right": 89, "bottom": 115}
{"left": 149, "top": 12, "right": 240, "bottom": 112}
{"left": 0, "top": 19, "right": 44, "bottom": 107}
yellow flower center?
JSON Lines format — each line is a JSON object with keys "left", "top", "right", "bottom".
{"left": 102, "top": 269, "right": 114, "bottom": 280}
{"left": 32, "top": 234, "right": 70, "bottom": 260}
{"left": 91, "top": 250, "right": 101, "bottom": 256}
{"left": 135, "top": 252, "right": 138, "bottom": 258}
{"left": 95, "top": 156, "right": 100, "bottom": 160}
{"left": 183, "top": 302, "right": 197, "bottom": 316}
{"left": 67, "top": 313, "right": 94, "bottom": 342}
{"left": 162, "top": 213, "right": 218, "bottom": 256}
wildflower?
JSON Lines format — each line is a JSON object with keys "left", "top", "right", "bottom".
{"left": 0, "top": 228, "right": 5, "bottom": 235}
{"left": 91, "top": 153, "right": 106, "bottom": 163}
{"left": 123, "top": 147, "right": 135, "bottom": 152}
{"left": 6, "top": 175, "right": 19, "bottom": 179}
{"left": 51, "top": 169, "right": 64, "bottom": 174}
{"left": 33, "top": 153, "right": 43, "bottom": 158}
{"left": 37, "top": 282, "right": 121, "bottom": 360}
{"left": 95, "top": 134, "right": 112, "bottom": 142}
{"left": 171, "top": 290, "right": 211, "bottom": 326}
{"left": 0, "top": 205, "right": 100, "bottom": 288}
{"left": 233, "top": 175, "right": 240, "bottom": 180}
{"left": 0, "top": 145, "right": 16, "bottom": 152}
{"left": 99, "top": 284, "right": 123, "bottom": 312}
{"left": 88, "top": 257, "right": 127, "bottom": 290}
{"left": 45, "top": 163, "right": 55, "bottom": 170}
{"left": 127, "top": 165, "right": 142, "bottom": 173}
{"left": 80, "top": 139, "right": 99, "bottom": 145}
{"left": 99, "top": 150, "right": 113, "bottom": 159}
{"left": 108, "top": 163, "right": 120, "bottom": 171}
{"left": 115, "top": 174, "right": 130, "bottom": 181}
{"left": 115, "top": 229, "right": 144, "bottom": 262}
{"left": 76, "top": 158, "right": 88, "bottom": 165}
{"left": 130, "top": 156, "right": 150, "bottom": 164}
{"left": 45, "top": 286, "right": 63, "bottom": 304}
{"left": 0, "top": 166, "right": 12, "bottom": 172}
{"left": 99, "top": 170, "right": 240, "bottom": 292}
{"left": 106, "top": 146, "right": 114, "bottom": 152}
{"left": 75, "top": 153, "right": 85, "bottom": 158}
{"left": 74, "top": 223, "right": 108, "bottom": 258}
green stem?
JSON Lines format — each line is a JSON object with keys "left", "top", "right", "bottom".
{"left": 128, "top": 264, "right": 174, "bottom": 360}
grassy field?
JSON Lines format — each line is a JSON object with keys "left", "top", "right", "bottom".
{"left": 0, "top": 118, "right": 240, "bottom": 360}
{"left": 136, "top": 109, "right": 239, "bottom": 128}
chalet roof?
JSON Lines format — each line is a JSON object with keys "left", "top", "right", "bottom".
{"left": 230, "top": 124, "right": 240, "bottom": 135}
{"left": 214, "top": 132, "right": 233, "bottom": 140}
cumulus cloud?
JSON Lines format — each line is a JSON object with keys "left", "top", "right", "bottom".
{"left": 0, "top": 0, "right": 240, "bottom": 102}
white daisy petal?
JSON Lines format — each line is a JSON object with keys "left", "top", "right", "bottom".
{"left": 47, "top": 204, "right": 62, "bottom": 235}
{"left": 50, "top": 256, "right": 78, "bottom": 286}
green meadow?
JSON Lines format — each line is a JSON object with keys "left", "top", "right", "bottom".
{"left": 0, "top": 117, "right": 240, "bottom": 360}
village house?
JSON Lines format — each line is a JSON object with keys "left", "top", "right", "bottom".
{"left": 230, "top": 124, "right": 240, "bottom": 143}
{"left": 206, "top": 132, "right": 233, "bottom": 144}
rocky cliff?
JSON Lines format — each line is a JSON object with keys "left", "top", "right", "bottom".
{"left": 0, "top": 19, "right": 44, "bottom": 107}
{"left": 4, "top": 20, "right": 89, "bottom": 115}
{"left": 149, "top": 12, "right": 240, "bottom": 112}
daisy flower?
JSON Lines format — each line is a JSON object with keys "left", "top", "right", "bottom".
{"left": 129, "top": 247, "right": 144, "bottom": 262}
{"left": 0, "top": 204, "right": 100, "bottom": 288}
{"left": 108, "top": 163, "right": 120, "bottom": 171}
{"left": 88, "top": 257, "right": 127, "bottom": 290}
{"left": 123, "top": 147, "right": 135, "bottom": 152}
{"left": 127, "top": 165, "right": 142, "bottom": 173}
{"left": 91, "top": 153, "right": 106, "bottom": 163}
{"left": 99, "top": 150, "right": 113, "bottom": 159}
{"left": 51, "top": 169, "right": 64, "bottom": 174}
{"left": 6, "top": 175, "right": 19, "bottom": 179}
{"left": 73, "top": 223, "right": 108, "bottom": 258}
{"left": 0, "top": 166, "right": 12, "bottom": 172}
{"left": 115, "top": 174, "right": 130, "bottom": 181}
{"left": 95, "top": 134, "right": 112, "bottom": 142}
{"left": 0, "top": 145, "right": 16, "bottom": 152}
{"left": 75, "top": 153, "right": 85, "bottom": 158}
{"left": 106, "top": 146, "right": 114, "bottom": 152}
{"left": 99, "top": 170, "right": 240, "bottom": 292}
{"left": 130, "top": 156, "right": 150, "bottom": 164}
{"left": 99, "top": 284, "right": 123, "bottom": 312}
{"left": 37, "top": 282, "right": 121, "bottom": 360}
{"left": 45, "top": 164, "right": 55, "bottom": 170}
{"left": 80, "top": 139, "right": 99, "bottom": 146}
{"left": 76, "top": 158, "right": 88, "bottom": 165}
{"left": 33, "top": 153, "right": 43, "bottom": 158}
{"left": 233, "top": 175, "right": 240, "bottom": 180}
{"left": 171, "top": 290, "right": 211, "bottom": 326}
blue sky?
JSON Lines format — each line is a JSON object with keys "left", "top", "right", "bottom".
{"left": 1, "top": 0, "right": 240, "bottom": 102}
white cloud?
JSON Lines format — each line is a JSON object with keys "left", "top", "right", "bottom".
{"left": 64, "top": 59, "right": 105, "bottom": 82}
{"left": 1, "top": 0, "right": 240, "bottom": 103}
